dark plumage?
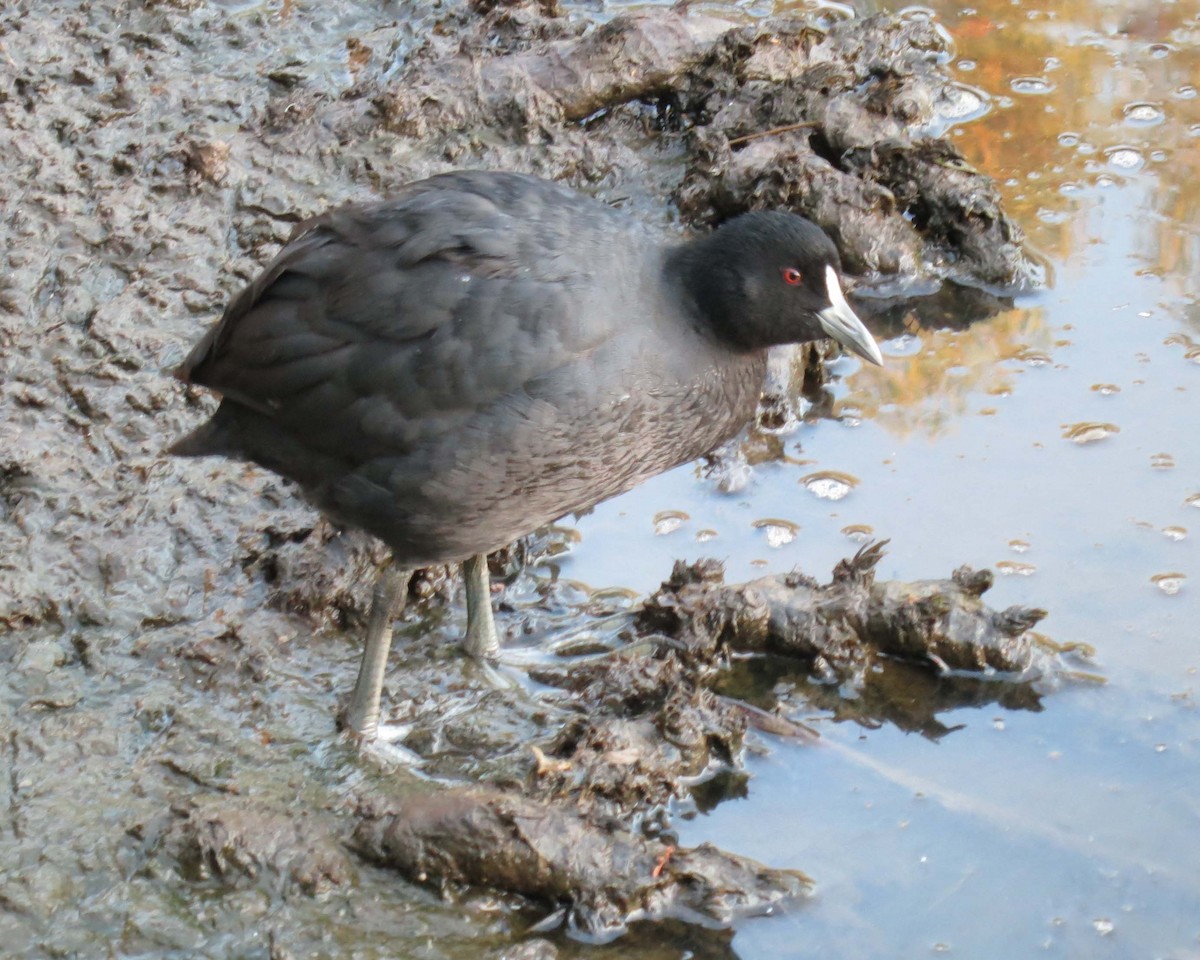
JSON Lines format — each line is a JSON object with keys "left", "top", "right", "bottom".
{"left": 172, "top": 170, "right": 881, "bottom": 738}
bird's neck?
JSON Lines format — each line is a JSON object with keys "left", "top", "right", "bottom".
{"left": 664, "top": 235, "right": 761, "bottom": 353}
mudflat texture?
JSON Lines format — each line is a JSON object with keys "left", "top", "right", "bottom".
{"left": 0, "top": 0, "right": 1034, "bottom": 637}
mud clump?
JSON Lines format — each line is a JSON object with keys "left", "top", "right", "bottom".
{"left": 674, "top": 14, "right": 1033, "bottom": 290}
{"left": 376, "top": 6, "right": 1036, "bottom": 291}
{"left": 525, "top": 652, "right": 744, "bottom": 815}
{"left": 519, "top": 545, "right": 1055, "bottom": 815}
{"left": 375, "top": 10, "right": 707, "bottom": 140}
{"left": 343, "top": 544, "right": 1074, "bottom": 933}
{"left": 636, "top": 542, "right": 1047, "bottom": 673}
{"left": 353, "top": 787, "right": 811, "bottom": 942}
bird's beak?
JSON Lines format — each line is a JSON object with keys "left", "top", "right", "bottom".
{"left": 817, "top": 265, "right": 883, "bottom": 366}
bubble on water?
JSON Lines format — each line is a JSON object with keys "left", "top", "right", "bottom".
{"left": 1057, "top": 132, "right": 1080, "bottom": 147}
{"left": 1017, "top": 348, "right": 1053, "bottom": 366}
{"left": 1011, "top": 76, "right": 1054, "bottom": 95}
{"left": 1037, "top": 208, "right": 1068, "bottom": 224}
{"left": 1162, "top": 526, "right": 1187, "bottom": 541}
{"left": 884, "top": 333, "right": 924, "bottom": 357}
{"left": 1094, "top": 174, "right": 1116, "bottom": 188}
{"left": 993, "top": 718, "right": 1005, "bottom": 731}
{"left": 801, "top": 471, "right": 859, "bottom": 501}
{"left": 1151, "top": 572, "right": 1186, "bottom": 596}
{"left": 1174, "top": 85, "right": 1197, "bottom": 100}
{"left": 937, "top": 83, "right": 990, "bottom": 123}
{"left": 1008, "top": 539, "right": 1031, "bottom": 553}
{"left": 713, "top": 456, "right": 752, "bottom": 494}
{"left": 1155, "top": 743, "right": 1167, "bottom": 753}
{"left": 1147, "top": 43, "right": 1171, "bottom": 59}
{"left": 1093, "top": 918, "right": 1115, "bottom": 937}
{"left": 1062, "top": 422, "right": 1119, "bottom": 444}
{"left": 653, "top": 510, "right": 688, "bottom": 536}
{"left": 752, "top": 518, "right": 799, "bottom": 548}
{"left": 695, "top": 528, "right": 718, "bottom": 543}
{"left": 1186, "top": 493, "right": 1200, "bottom": 509}
{"left": 1151, "top": 453, "right": 1175, "bottom": 469}
{"left": 842, "top": 524, "right": 874, "bottom": 542}
{"left": 1106, "top": 146, "right": 1144, "bottom": 171}
{"left": 806, "top": 1, "right": 855, "bottom": 24}
{"left": 957, "top": 59, "right": 977, "bottom": 72}
{"left": 1190, "top": 124, "right": 1200, "bottom": 138}
{"left": 1059, "top": 181, "right": 1084, "bottom": 195}
{"left": 1091, "top": 383, "right": 1121, "bottom": 395}
{"left": 995, "top": 560, "right": 1036, "bottom": 577}
{"left": 1123, "top": 101, "right": 1164, "bottom": 125}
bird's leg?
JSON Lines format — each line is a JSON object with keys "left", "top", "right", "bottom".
{"left": 462, "top": 553, "right": 501, "bottom": 660}
{"left": 342, "top": 562, "right": 407, "bottom": 740}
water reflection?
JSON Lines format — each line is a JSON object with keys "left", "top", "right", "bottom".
{"left": 727, "top": 2, "right": 1200, "bottom": 457}
{"left": 810, "top": 307, "right": 1053, "bottom": 438}
{"left": 934, "top": 1, "right": 1200, "bottom": 281}
{"left": 713, "top": 651, "right": 1048, "bottom": 742}
{"left": 647, "top": 3, "right": 1200, "bottom": 959}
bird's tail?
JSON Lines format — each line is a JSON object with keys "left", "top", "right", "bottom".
{"left": 167, "top": 404, "right": 242, "bottom": 458}
{"left": 168, "top": 402, "right": 339, "bottom": 494}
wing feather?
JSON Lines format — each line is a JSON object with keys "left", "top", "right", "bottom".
{"left": 176, "top": 173, "right": 641, "bottom": 462}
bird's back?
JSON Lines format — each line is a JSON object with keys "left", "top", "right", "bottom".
{"left": 174, "top": 172, "right": 764, "bottom": 564}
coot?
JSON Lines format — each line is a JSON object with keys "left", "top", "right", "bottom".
{"left": 172, "top": 170, "right": 881, "bottom": 738}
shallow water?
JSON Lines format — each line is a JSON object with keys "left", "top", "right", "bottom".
{"left": 548, "top": 1, "right": 1200, "bottom": 956}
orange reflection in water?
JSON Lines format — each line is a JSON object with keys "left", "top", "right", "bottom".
{"left": 836, "top": 307, "right": 1052, "bottom": 438}
{"left": 765, "top": 0, "right": 1200, "bottom": 439}
{"left": 929, "top": 1, "right": 1200, "bottom": 279}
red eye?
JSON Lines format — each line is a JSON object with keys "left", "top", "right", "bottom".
{"left": 781, "top": 267, "right": 803, "bottom": 286}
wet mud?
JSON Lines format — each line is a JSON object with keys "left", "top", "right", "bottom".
{"left": 143, "top": 545, "right": 1075, "bottom": 941}
{"left": 353, "top": 787, "right": 811, "bottom": 942}
{"left": 1, "top": 0, "right": 1056, "bottom": 954}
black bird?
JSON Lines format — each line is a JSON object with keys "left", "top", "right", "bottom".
{"left": 171, "top": 170, "right": 882, "bottom": 739}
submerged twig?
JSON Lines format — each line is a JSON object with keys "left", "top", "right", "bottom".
{"left": 727, "top": 121, "right": 819, "bottom": 146}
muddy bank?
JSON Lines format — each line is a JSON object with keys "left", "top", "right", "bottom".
{"left": 0, "top": 0, "right": 1052, "bottom": 954}
{"left": 0, "top": 0, "right": 1035, "bottom": 639}
{"left": 377, "top": 3, "right": 1036, "bottom": 290}
{"left": 151, "top": 546, "right": 1073, "bottom": 941}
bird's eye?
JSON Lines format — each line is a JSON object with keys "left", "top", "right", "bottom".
{"left": 781, "top": 267, "right": 803, "bottom": 286}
